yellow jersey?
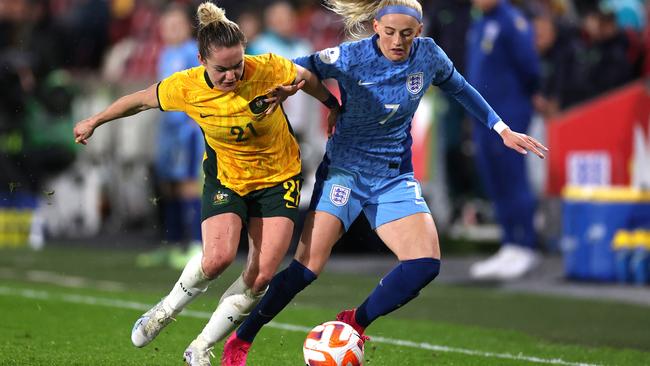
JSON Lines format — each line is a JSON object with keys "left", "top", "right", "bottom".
{"left": 157, "top": 53, "right": 301, "bottom": 196}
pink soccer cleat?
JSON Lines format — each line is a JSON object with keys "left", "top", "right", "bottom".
{"left": 336, "top": 309, "right": 370, "bottom": 343}
{"left": 221, "top": 332, "right": 251, "bottom": 366}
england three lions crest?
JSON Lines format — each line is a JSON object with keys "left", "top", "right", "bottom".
{"left": 330, "top": 184, "right": 350, "bottom": 206}
{"left": 406, "top": 72, "right": 424, "bottom": 94}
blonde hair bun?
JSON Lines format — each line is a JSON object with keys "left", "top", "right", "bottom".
{"left": 197, "top": 2, "right": 227, "bottom": 27}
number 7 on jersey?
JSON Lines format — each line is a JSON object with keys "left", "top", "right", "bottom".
{"left": 378, "top": 104, "right": 399, "bottom": 125}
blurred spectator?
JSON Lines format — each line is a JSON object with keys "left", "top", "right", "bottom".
{"left": 247, "top": 1, "right": 313, "bottom": 66}
{"left": 23, "top": 70, "right": 78, "bottom": 187}
{"left": 600, "top": 0, "right": 646, "bottom": 32}
{"left": 517, "top": 0, "right": 578, "bottom": 23}
{"left": 102, "top": 0, "right": 162, "bottom": 82}
{"left": 424, "top": 0, "right": 480, "bottom": 225}
{"left": 466, "top": 0, "right": 541, "bottom": 280}
{"left": 0, "top": 0, "right": 77, "bottom": 193}
{"left": 136, "top": 3, "right": 203, "bottom": 270}
{"left": 237, "top": 10, "right": 262, "bottom": 43}
{"left": 565, "top": 7, "right": 636, "bottom": 106}
{"left": 56, "top": 0, "right": 111, "bottom": 69}
{"left": 532, "top": 12, "right": 577, "bottom": 118}
{"left": 247, "top": 1, "right": 325, "bottom": 204}
{"left": 0, "top": 0, "right": 82, "bottom": 248}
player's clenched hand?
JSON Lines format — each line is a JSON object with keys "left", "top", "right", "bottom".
{"left": 73, "top": 118, "right": 97, "bottom": 145}
{"left": 264, "top": 80, "right": 306, "bottom": 115}
{"left": 500, "top": 128, "right": 548, "bottom": 159}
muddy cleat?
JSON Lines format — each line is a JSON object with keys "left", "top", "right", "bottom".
{"left": 131, "top": 299, "right": 178, "bottom": 347}
{"left": 336, "top": 309, "right": 370, "bottom": 342}
{"left": 221, "top": 332, "right": 251, "bottom": 366}
{"left": 183, "top": 337, "right": 214, "bottom": 366}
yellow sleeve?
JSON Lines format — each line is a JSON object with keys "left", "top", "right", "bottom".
{"left": 157, "top": 72, "right": 187, "bottom": 112}
{"left": 269, "top": 53, "right": 297, "bottom": 86}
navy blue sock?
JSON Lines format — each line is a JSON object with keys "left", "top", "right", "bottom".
{"left": 163, "top": 199, "right": 182, "bottom": 243}
{"left": 180, "top": 198, "right": 202, "bottom": 242}
{"left": 355, "top": 258, "right": 440, "bottom": 328}
{"left": 237, "top": 260, "right": 317, "bottom": 342}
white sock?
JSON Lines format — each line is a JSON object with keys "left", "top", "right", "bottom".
{"left": 163, "top": 251, "right": 211, "bottom": 312}
{"left": 198, "top": 274, "right": 267, "bottom": 345}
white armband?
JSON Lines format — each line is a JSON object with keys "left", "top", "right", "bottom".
{"left": 492, "top": 121, "right": 509, "bottom": 134}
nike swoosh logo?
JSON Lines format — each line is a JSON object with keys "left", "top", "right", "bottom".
{"left": 357, "top": 80, "right": 377, "bottom": 86}
{"left": 200, "top": 113, "right": 215, "bottom": 118}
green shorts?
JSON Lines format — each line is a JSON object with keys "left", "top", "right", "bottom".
{"left": 201, "top": 174, "right": 303, "bottom": 224}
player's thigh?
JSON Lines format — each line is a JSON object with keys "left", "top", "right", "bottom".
{"left": 301, "top": 165, "right": 363, "bottom": 274}
{"left": 200, "top": 179, "right": 247, "bottom": 277}
{"left": 294, "top": 210, "right": 345, "bottom": 275}
{"left": 365, "top": 174, "right": 439, "bottom": 260}
{"left": 201, "top": 213, "right": 244, "bottom": 278}
{"left": 243, "top": 175, "right": 302, "bottom": 286}
{"left": 246, "top": 216, "right": 295, "bottom": 290}
{"left": 375, "top": 212, "right": 440, "bottom": 261}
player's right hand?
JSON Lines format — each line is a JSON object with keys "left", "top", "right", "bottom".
{"left": 265, "top": 80, "right": 306, "bottom": 115}
{"left": 73, "top": 118, "right": 96, "bottom": 145}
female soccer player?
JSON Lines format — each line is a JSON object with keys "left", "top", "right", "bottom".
{"left": 221, "top": 0, "right": 547, "bottom": 364}
{"left": 73, "top": 2, "right": 339, "bottom": 365}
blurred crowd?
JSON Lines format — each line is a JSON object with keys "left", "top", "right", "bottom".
{"left": 0, "top": 0, "right": 649, "bottom": 246}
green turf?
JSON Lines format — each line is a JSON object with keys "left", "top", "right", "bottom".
{"left": 1, "top": 245, "right": 649, "bottom": 365}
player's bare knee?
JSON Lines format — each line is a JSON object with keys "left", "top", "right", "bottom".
{"left": 201, "top": 255, "right": 235, "bottom": 279}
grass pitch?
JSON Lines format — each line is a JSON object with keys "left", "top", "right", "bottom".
{"left": 1, "top": 245, "right": 649, "bottom": 365}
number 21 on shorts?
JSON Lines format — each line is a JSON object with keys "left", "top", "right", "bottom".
{"left": 283, "top": 178, "right": 301, "bottom": 208}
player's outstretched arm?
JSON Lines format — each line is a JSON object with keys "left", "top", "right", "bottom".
{"left": 294, "top": 64, "right": 336, "bottom": 104}
{"left": 295, "top": 65, "right": 341, "bottom": 136}
{"left": 497, "top": 125, "right": 548, "bottom": 159}
{"left": 268, "top": 64, "right": 340, "bottom": 136}
{"left": 73, "top": 83, "right": 159, "bottom": 145}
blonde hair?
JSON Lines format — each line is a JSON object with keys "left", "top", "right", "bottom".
{"left": 325, "top": 0, "right": 423, "bottom": 38}
{"left": 196, "top": 2, "right": 246, "bottom": 58}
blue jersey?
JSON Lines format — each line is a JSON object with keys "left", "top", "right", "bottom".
{"left": 295, "top": 35, "right": 500, "bottom": 178}
{"left": 158, "top": 40, "right": 200, "bottom": 128}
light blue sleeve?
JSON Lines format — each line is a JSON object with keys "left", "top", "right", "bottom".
{"left": 292, "top": 44, "right": 349, "bottom": 81}
{"left": 425, "top": 38, "right": 455, "bottom": 86}
{"left": 438, "top": 69, "right": 502, "bottom": 129}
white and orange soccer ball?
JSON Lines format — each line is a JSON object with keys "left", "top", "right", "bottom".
{"left": 303, "top": 320, "right": 364, "bottom": 366}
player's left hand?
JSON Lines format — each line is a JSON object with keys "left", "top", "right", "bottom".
{"left": 326, "top": 106, "right": 340, "bottom": 137}
{"left": 264, "top": 80, "right": 306, "bottom": 115}
{"left": 500, "top": 128, "right": 548, "bottom": 159}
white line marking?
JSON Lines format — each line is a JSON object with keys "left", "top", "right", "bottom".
{"left": 0, "top": 267, "right": 126, "bottom": 292}
{"left": 0, "top": 286, "right": 603, "bottom": 366}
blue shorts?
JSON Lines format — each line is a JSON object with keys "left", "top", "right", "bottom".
{"left": 309, "top": 165, "right": 431, "bottom": 231}
{"left": 155, "top": 120, "right": 204, "bottom": 181}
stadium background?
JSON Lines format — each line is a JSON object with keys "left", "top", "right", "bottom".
{"left": 1, "top": 0, "right": 650, "bottom": 365}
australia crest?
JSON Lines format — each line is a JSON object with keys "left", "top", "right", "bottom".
{"left": 406, "top": 72, "right": 424, "bottom": 95}
{"left": 249, "top": 95, "right": 270, "bottom": 115}
{"left": 213, "top": 190, "right": 230, "bottom": 205}
{"left": 329, "top": 184, "right": 350, "bottom": 206}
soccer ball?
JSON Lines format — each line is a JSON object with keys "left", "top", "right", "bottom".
{"left": 303, "top": 321, "right": 364, "bottom": 366}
